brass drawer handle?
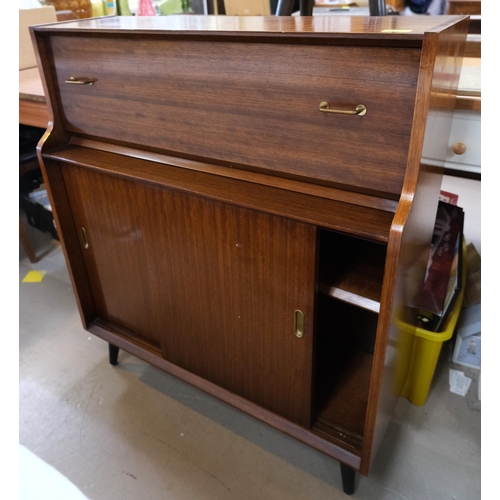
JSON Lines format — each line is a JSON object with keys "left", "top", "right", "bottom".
{"left": 65, "top": 76, "right": 97, "bottom": 85}
{"left": 319, "top": 101, "right": 367, "bottom": 116}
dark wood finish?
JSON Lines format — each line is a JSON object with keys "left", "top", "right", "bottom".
{"left": 108, "top": 344, "right": 119, "bottom": 366}
{"left": 314, "top": 352, "right": 373, "bottom": 451}
{"left": 44, "top": 145, "right": 395, "bottom": 242}
{"left": 31, "top": 15, "right": 469, "bottom": 492}
{"left": 89, "top": 320, "right": 362, "bottom": 470}
{"left": 154, "top": 189, "right": 316, "bottom": 427}
{"left": 340, "top": 463, "right": 356, "bottom": 495}
{"left": 48, "top": 36, "right": 420, "bottom": 197}
{"left": 62, "top": 164, "right": 316, "bottom": 426}
{"left": 32, "top": 14, "right": 465, "bottom": 39}
{"left": 319, "top": 230, "right": 386, "bottom": 309}
{"left": 67, "top": 137, "right": 400, "bottom": 213}
{"left": 61, "top": 166, "right": 165, "bottom": 349}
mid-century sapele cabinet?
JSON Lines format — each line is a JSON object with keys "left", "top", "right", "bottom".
{"left": 31, "top": 15, "right": 468, "bottom": 495}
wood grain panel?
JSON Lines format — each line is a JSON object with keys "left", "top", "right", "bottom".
{"left": 48, "top": 36, "right": 420, "bottom": 196}
{"left": 19, "top": 99, "right": 49, "bottom": 129}
{"left": 89, "top": 320, "right": 362, "bottom": 470}
{"left": 150, "top": 191, "right": 317, "bottom": 426}
{"left": 32, "top": 14, "right": 466, "bottom": 39}
{"left": 62, "top": 164, "right": 317, "bottom": 426}
{"left": 62, "top": 166, "right": 163, "bottom": 348}
{"left": 44, "top": 144, "right": 395, "bottom": 242}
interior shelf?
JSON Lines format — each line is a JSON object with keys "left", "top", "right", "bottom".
{"left": 313, "top": 230, "right": 384, "bottom": 453}
{"left": 318, "top": 229, "right": 386, "bottom": 312}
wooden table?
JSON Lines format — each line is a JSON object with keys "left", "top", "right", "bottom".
{"left": 19, "top": 67, "right": 51, "bottom": 263}
{"left": 19, "top": 67, "right": 49, "bottom": 128}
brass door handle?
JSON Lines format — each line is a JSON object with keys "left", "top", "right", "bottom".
{"left": 319, "top": 101, "right": 367, "bottom": 116}
{"left": 294, "top": 310, "right": 304, "bottom": 338}
{"left": 65, "top": 76, "right": 97, "bottom": 85}
{"left": 80, "top": 227, "right": 89, "bottom": 249}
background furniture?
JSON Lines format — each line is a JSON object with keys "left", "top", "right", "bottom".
{"left": 32, "top": 14, "right": 468, "bottom": 494}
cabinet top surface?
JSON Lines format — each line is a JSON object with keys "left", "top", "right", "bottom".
{"left": 33, "top": 14, "right": 467, "bottom": 39}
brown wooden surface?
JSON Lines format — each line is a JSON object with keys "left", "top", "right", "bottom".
{"left": 314, "top": 351, "right": 373, "bottom": 452}
{"left": 447, "top": 0, "right": 481, "bottom": 15}
{"left": 19, "top": 68, "right": 49, "bottom": 128}
{"left": 464, "top": 34, "right": 481, "bottom": 58}
{"left": 48, "top": 36, "right": 420, "bottom": 197}
{"left": 32, "top": 14, "right": 467, "bottom": 40}
{"left": 89, "top": 320, "right": 362, "bottom": 470}
{"left": 319, "top": 231, "right": 386, "bottom": 305}
{"left": 154, "top": 188, "right": 317, "bottom": 427}
{"left": 31, "top": 15, "right": 471, "bottom": 483}
{"left": 70, "top": 137, "right": 399, "bottom": 213}
{"left": 361, "top": 18, "right": 469, "bottom": 474}
{"left": 61, "top": 166, "right": 164, "bottom": 349}
{"left": 44, "top": 145, "right": 395, "bottom": 242}
{"left": 62, "top": 164, "right": 317, "bottom": 426}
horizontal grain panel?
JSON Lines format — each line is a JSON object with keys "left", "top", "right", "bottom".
{"left": 49, "top": 36, "right": 420, "bottom": 195}
{"left": 45, "top": 144, "right": 395, "bottom": 241}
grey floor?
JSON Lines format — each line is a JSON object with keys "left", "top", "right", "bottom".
{"left": 19, "top": 226, "right": 481, "bottom": 500}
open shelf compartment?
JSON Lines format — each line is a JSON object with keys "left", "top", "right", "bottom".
{"left": 318, "top": 229, "right": 387, "bottom": 313}
{"left": 312, "top": 229, "right": 387, "bottom": 454}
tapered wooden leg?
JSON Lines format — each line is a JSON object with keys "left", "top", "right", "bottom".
{"left": 109, "top": 344, "right": 119, "bottom": 366}
{"left": 340, "top": 463, "right": 355, "bottom": 495}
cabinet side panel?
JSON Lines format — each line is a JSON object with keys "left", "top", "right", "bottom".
{"left": 361, "top": 18, "right": 469, "bottom": 474}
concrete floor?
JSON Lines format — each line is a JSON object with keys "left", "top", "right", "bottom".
{"left": 19, "top": 229, "right": 481, "bottom": 500}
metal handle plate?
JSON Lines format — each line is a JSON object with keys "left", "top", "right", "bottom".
{"left": 319, "top": 101, "right": 367, "bottom": 116}
{"left": 80, "top": 227, "right": 89, "bottom": 249}
{"left": 294, "top": 310, "right": 304, "bottom": 338}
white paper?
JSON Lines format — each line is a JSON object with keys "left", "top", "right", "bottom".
{"left": 449, "top": 369, "right": 472, "bottom": 397}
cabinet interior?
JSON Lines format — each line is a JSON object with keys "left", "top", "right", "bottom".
{"left": 313, "top": 229, "right": 387, "bottom": 453}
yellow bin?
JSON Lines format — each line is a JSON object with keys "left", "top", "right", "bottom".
{"left": 396, "top": 241, "right": 466, "bottom": 406}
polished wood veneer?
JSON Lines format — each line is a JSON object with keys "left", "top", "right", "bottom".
{"left": 31, "top": 15, "right": 469, "bottom": 494}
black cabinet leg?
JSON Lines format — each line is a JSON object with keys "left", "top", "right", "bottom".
{"left": 109, "top": 344, "right": 119, "bottom": 366}
{"left": 340, "top": 463, "right": 356, "bottom": 495}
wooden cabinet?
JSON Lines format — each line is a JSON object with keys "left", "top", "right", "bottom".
{"left": 31, "top": 14, "right": 469, "bottom": 495}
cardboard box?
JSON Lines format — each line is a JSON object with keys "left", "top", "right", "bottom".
{"left": 19, "top": 6, "right": 57, "bottom": 70}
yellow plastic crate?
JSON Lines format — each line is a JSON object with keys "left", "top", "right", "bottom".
{"left": 395, "top": 240, "right": 466, "bottom": 406}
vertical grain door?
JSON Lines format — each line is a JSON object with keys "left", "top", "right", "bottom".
{"left": 63, "top": 165, "right": 317, "bottom": 427}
